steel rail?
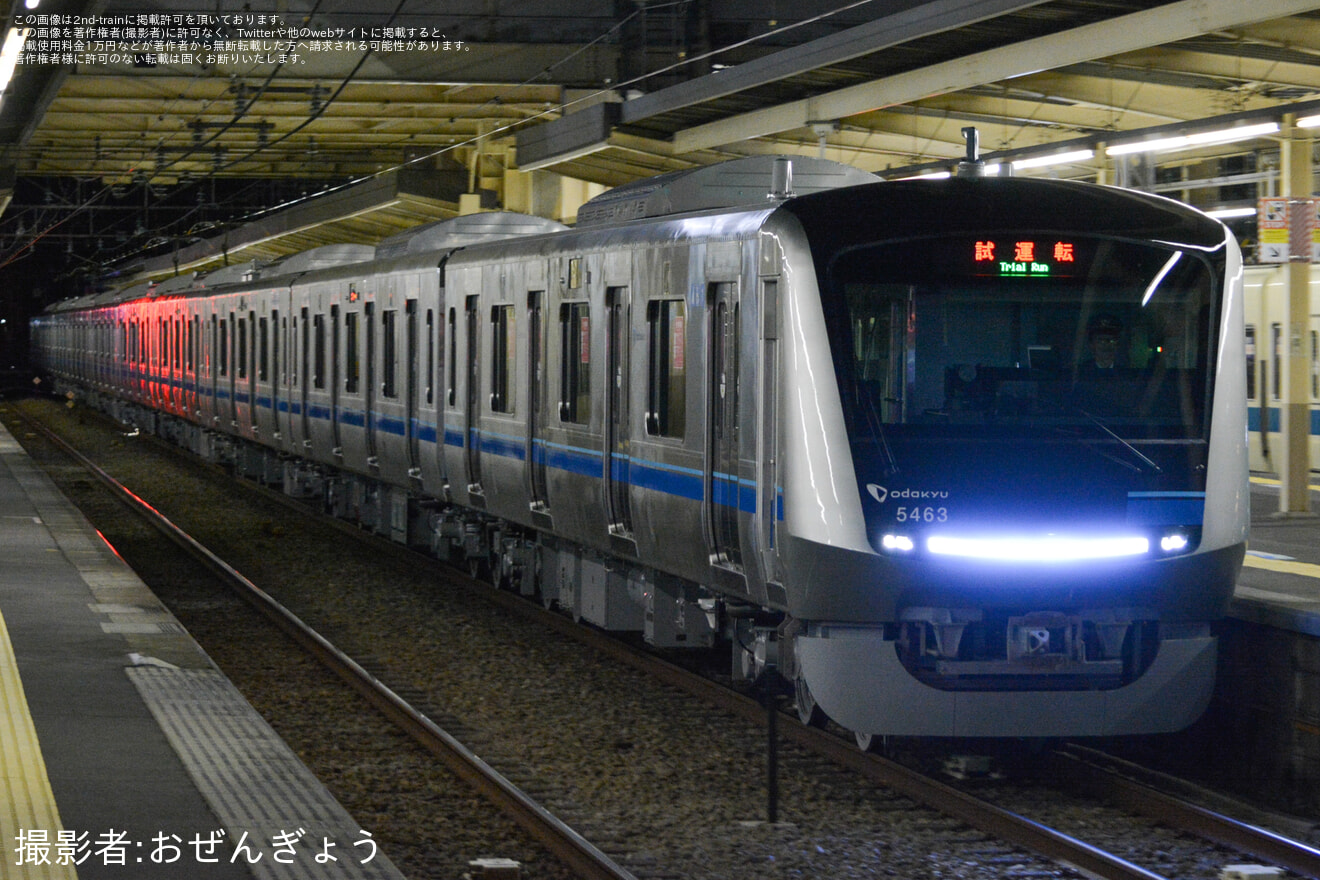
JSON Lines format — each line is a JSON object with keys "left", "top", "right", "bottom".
{"left": 1054, "top": 745, "right": 1320, "bottom": 879}
{"left": 607, "top": 654, "right": 1170, "bottom": 880}
{"left": 438, "top": 557, "right": 1174, "bottom": 880}
{"left": 34, "top": 404, "right": 1315, "bottom": 880}
{"left": 19, "top": 412, "right": 638, "bottom": 880}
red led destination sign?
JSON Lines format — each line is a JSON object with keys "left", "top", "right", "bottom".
{"left": 973, "top": 240, "right": 1076, "bottom": 277}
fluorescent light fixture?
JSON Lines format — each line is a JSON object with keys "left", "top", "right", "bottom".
{"left": 0, "top": 28, "right": 29, "bottom": 94}
{"left": 897, "top": 170, "right": 951, "bottom": 181}
{"left": 1206, "top": 206, "right": 1258, "bottom": 219}
{"left": 1106, "top": 122, "right": 1279, "bottom": 157}
{"left": 1012, "top": 149, "right": 1094, "bottom": 171}
{"left": 926, "top": 534, "right": 1149, "bottom": 561}
{"left": 1298, "top": 114, "right": 1320, "bottom": 128}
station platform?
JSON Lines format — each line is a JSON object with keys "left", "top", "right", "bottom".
{"left": 1233, "top": 475, "right": 1320, "bottom": 636}
{"left": 0, "top": 419, "right": 405, "bottom": 880}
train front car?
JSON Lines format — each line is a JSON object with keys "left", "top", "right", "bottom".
{"left": 776, "top": 178, "right": 1247, "bottom": 739}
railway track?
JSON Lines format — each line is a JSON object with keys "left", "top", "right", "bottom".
{"left": 11, "top": 397, "right": 1320, "bottom": 880}
{"left": 14, "top": 406, "right": 635, "bottom": 880}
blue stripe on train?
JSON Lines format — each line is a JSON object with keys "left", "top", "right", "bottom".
{"left": 1247, "top": 405, "right": 1320, "bottom": 434}
{"left": 190, "top": 388, "right": 774, "bottom": 516}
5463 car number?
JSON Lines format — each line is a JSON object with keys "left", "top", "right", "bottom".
{"left": 894, "top": 506, "right": 948, "bottom": 523}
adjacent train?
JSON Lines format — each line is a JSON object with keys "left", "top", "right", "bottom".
{"left": 1243, "top": 263, "right": 1320, "bottom": 471}
{"left": 31, "top": 153, "right": 1250, "bottom": 740}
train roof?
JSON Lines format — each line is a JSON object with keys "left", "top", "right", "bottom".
{"left": 259, "top": 244, "right": 378, "bottom": 279}
{"left": 91, "top": 279, "right": 157, "bottom": 308}
{"left": 374, "top": 212, "right": 569, "bottom": 260}
{"left": 574, "top": 155, "right": 877, "bottom": 228}
{"left": 154, "top": 273, "right": 201, "bottom": 296}
{"left": 198, "top": 260, "right": 264, "bottom": 288}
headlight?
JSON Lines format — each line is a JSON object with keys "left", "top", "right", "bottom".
{"left": 926, "top": 533, "right": 1150, "bottom": 562}
{"left": 1160, "top": 532, "right": 1190, "bottom": 553}
{"left": 882, "top": 533, "right": 915, "bottom": 553}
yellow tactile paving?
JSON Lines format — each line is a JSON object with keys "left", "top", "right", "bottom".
{"left": 1243, "top": 553, "right": 1320, "bottom": 581}
{"left": 0, "top": 611, "right": 78, "bottom": 880}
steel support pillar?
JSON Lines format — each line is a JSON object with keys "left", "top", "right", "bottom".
{"left": 1279, "top": 116, "right": 1313, "bottom": 515}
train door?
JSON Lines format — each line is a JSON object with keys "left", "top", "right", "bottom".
{"left": 527, "top": 289, "right": 549, "bottom": 512}
{"left": 202, "top": 312, "right": 216, "bottom": 426}
{"left": 331, "top": 303, "right": 342, "bottom": 453}
{"left": 151, "top": 313, "right": 164, "bottom": 410}
{"left": 605, "top": 285, "right": 633, "bottom": 536}
{"left": 187, "top": 313, "right": 199, "bottom": 422}
{"left": 225, "top": 308, "right": 238, "bottom": 428}
{"left": 432, "top": 261, "right": 451, "bottom": 491}
{"left": 254, "top": 305, "right": 274, "bottom": 441}
{"left": 242, "top": 308, "right": 256, "bottom": 435}
{"left": 298, "top": 306, "right": 311, "bottom": 446}
{"left": 708, "top": 281, "right": 742, "bottom": 568}
{"left": 756, "top": 277, "right": 780, "bottom": 583}
{"left": 437, "top": 299, "right": 452, "bottom": 490}
{"left": 406, "top": 299, "right": 420, "bottom": 475}
{"left": 365, "top": 300, "right": 377, "bottom": 462}
{"left": 171, "top": 313, "right": 183, "bottom": 413}
{"left": 465, "top": 294, "right": 482, "bottom": 492}
{"left": 278, "top": 308, "right": 292, "bottom": 449}
{"left": 269, "top": 307, "right": 281, "bottom": 441}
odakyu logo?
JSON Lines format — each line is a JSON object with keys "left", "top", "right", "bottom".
{"left": 866, "top": 484, "right": 950, "bottom": 504}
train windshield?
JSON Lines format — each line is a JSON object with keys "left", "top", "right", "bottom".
{"left": 823, "top": 234, "right": 1219, "bottom": 444}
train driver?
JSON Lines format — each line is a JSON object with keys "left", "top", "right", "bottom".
{"left": 1078, "top": 313, "right": 1123, "bottom": 373}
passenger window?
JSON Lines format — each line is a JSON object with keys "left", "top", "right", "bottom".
{"left": 382, "top": 309, "right": 398, "bottom": 399}
{"left": 645, "top": 299, "right": 686, "bottom": 437}
{"left": 345, "top": 311, "right": 360, "bottom": 393}
{"left": 312, "top": 314, "right": 326, "bottom": 390}
{"left": 559, "top": 301, "right": 591, "bottom": 424}
{"left": 1245, "top": 325, "right": 1256, "bottom": 401}
{"left": 447, "top": 308, "right": 457, "bottom": 407}
{"left": 237, "top": 317, "right": 248, "bottom": 380}
{"left": 219, "top": 319, "right": 229, "bottom": 377}
{"left": 490, "top": 305, "right": 515, "bottom": 413}
{"left": 259, "top": 316, "right": 269, "bottom": 382}
{"left": 425, "top": 309, "right": 435, "bottom": 405}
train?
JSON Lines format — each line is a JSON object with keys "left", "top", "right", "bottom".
{"left": 1243, "top": 264, "right": 1320, "bottom": 472}
{"left": 31, "top": 151, "right": 1252, "bottom": 742}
